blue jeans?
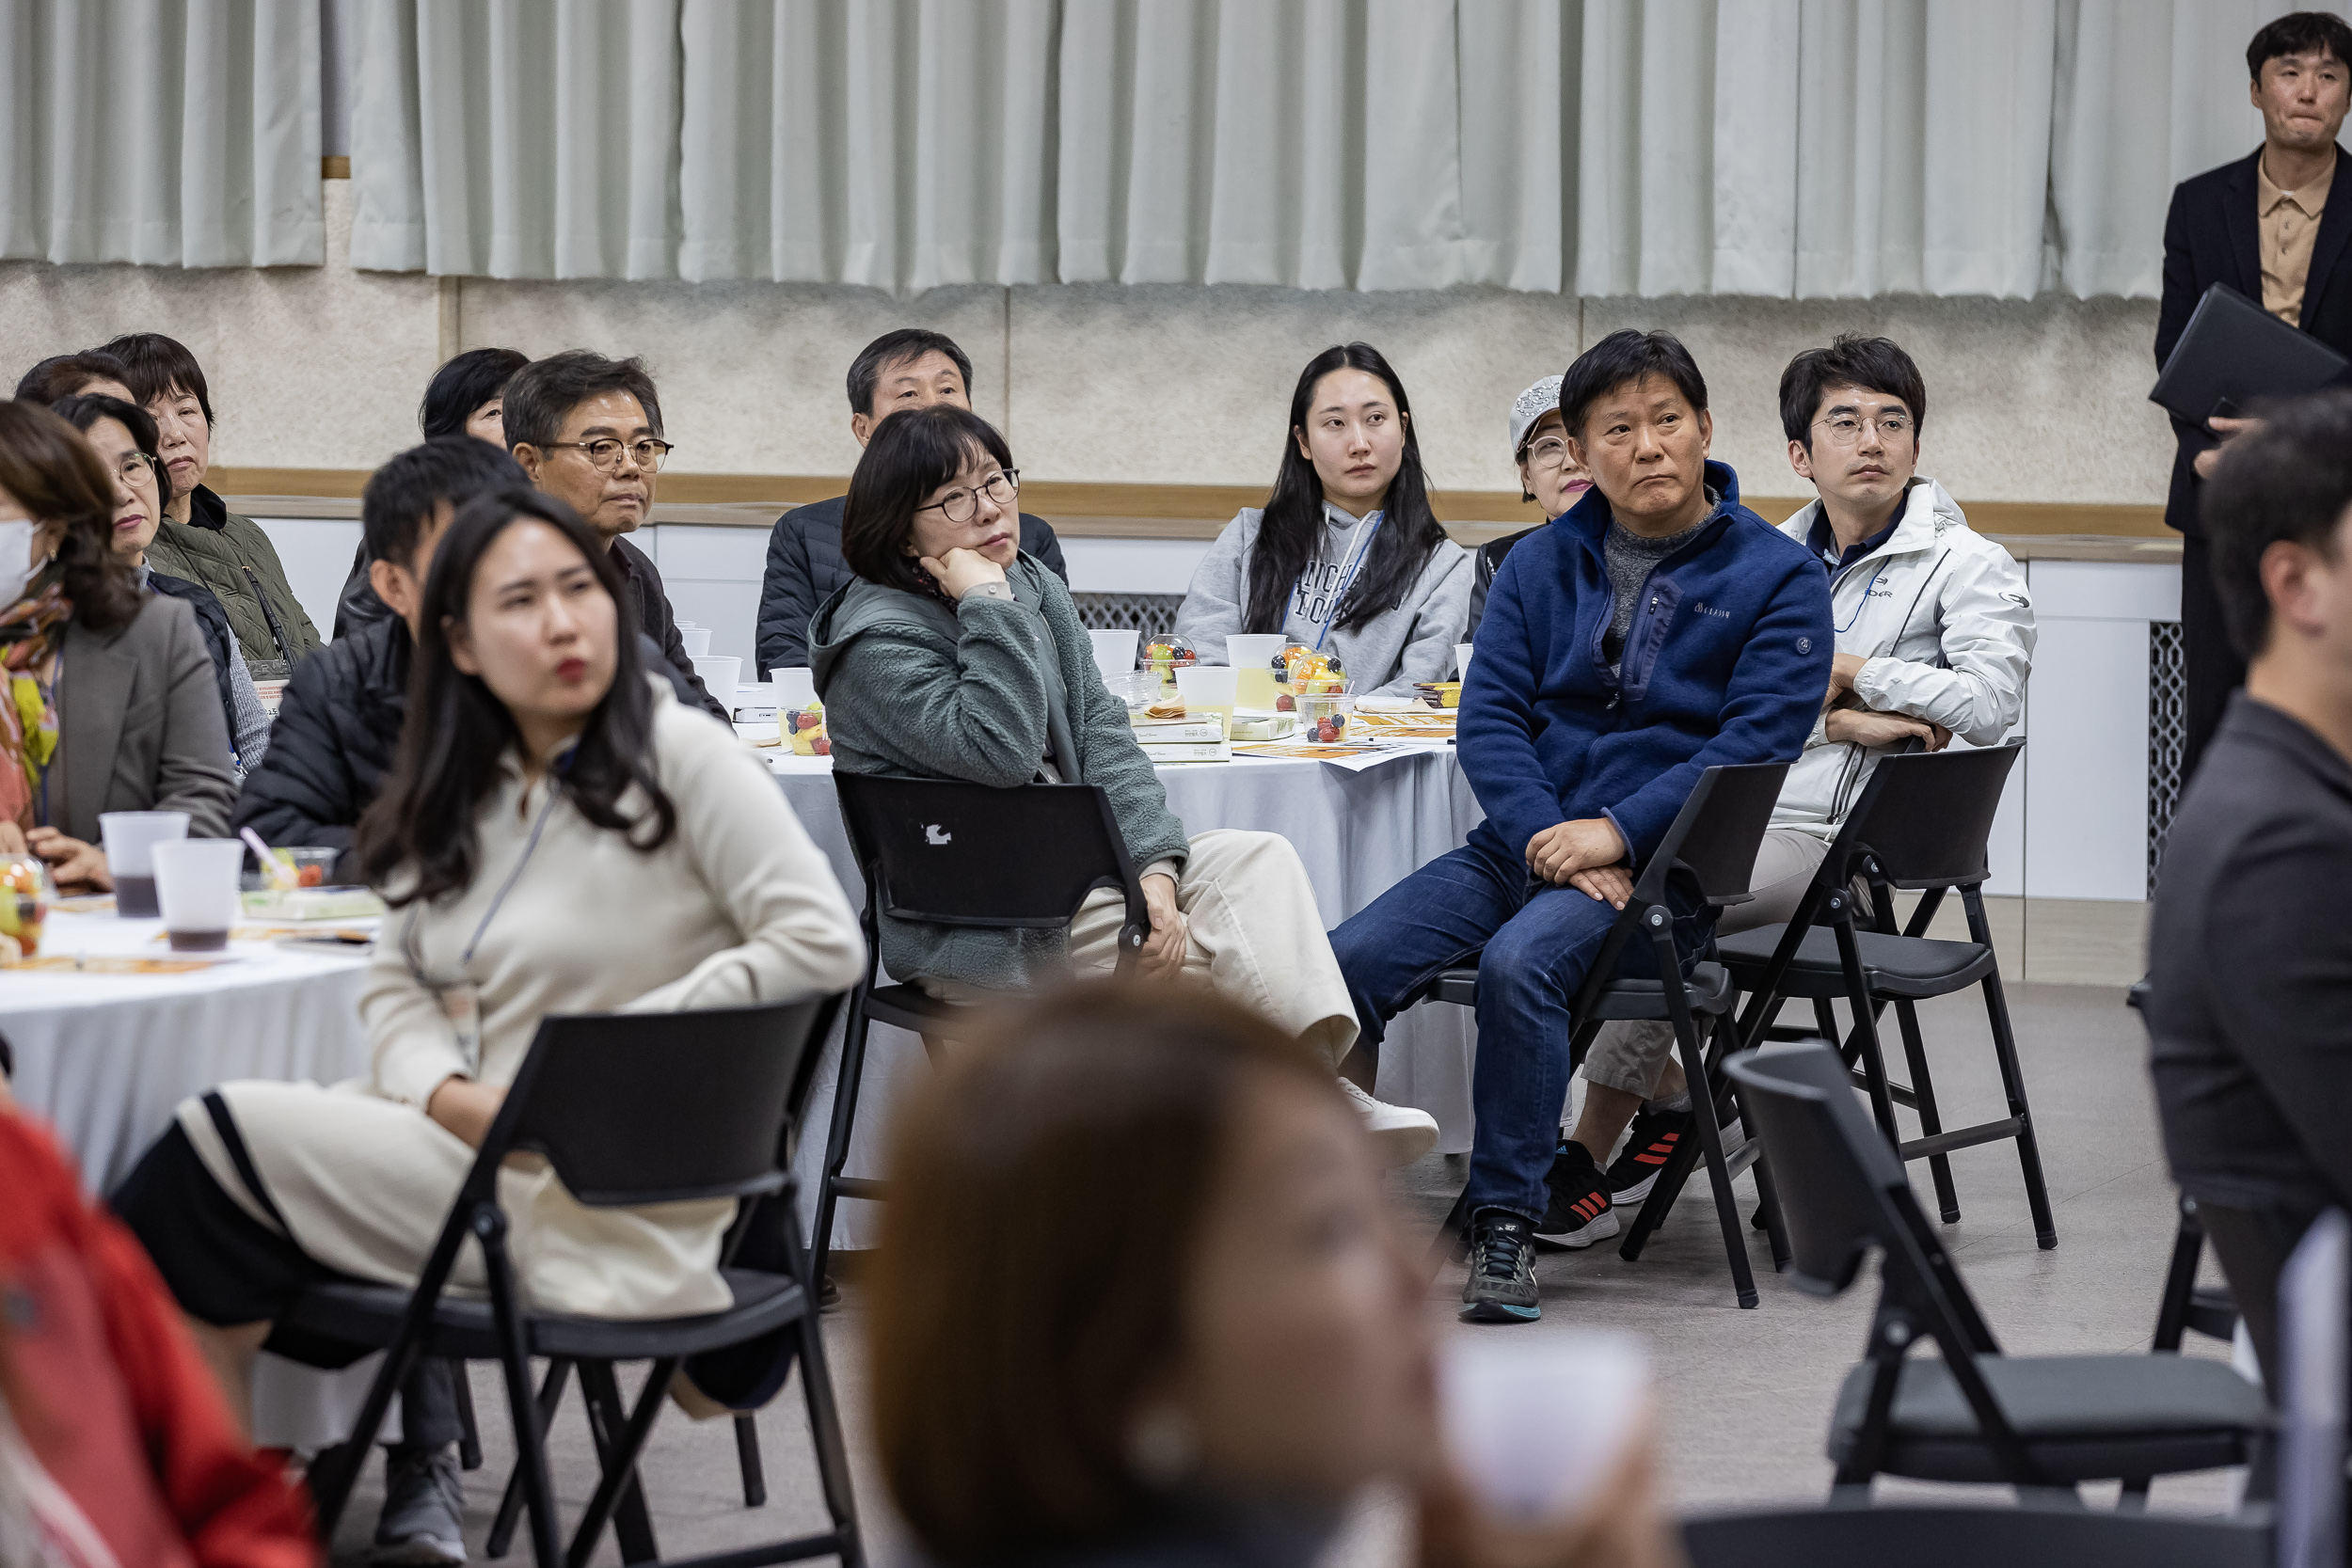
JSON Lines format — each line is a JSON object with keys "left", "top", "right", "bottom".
{"left": 1329, "top": 824, "right": 1712, "bottom": 1221}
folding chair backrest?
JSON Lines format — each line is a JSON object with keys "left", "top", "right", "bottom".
{"left": 1725, "top": 1042, "right": 1909, "bottom": 1295}
{"left": 1632, "top": 761, "right": 1791, "bottom": 906}
{"left": 2279, "top": 1209, "right": 2350, "bottom": 1568}
{"left": 834, "top": 772, "right": 1143, "bottom": 929}
{"left": 1683, "top": 1505, "right": 2271, "bottom": 1568}
{"left": 494, "top": 996, "right": 836, "bottom": 1208}
{"left": 1840, "top": 742, "right": 2022, "bottom": 890}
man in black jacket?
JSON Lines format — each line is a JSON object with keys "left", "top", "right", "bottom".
{"left": 2158, "top": 10, "right": 2352, "bottom": 776}
{"left": 755, "top": 328, "right": 1067, "bottom": 673}
{"left": 504, "top": 350, "right": 731, "bottom": 722}
{"left": 2146, "top": 390, "right": 2352, "bottom": 1389}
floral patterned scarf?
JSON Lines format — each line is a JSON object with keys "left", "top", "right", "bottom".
{"left": 0, "top": 574, "right": 71, "bottom": 832}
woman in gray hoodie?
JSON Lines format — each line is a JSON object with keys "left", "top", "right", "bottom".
{"left": 809, "top": 405, "right": 1438, "bottom": 1164}
{"left": 1175, "top": 342, "right": 1470, "bottom": 700}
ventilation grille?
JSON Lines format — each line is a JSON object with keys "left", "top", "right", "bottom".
{"left": 1072, "top": 592, "right": 1185, "bottom": 640}
{"left": 2148, "top": 619, "right": 2187, "bottom": 897}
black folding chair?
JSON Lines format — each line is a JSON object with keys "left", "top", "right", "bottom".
{"left": 1727, "top": 1041, "right": 2266, "bottom": 1501}
{"left": 2124, "top": 985, "right": 2241, "bottom": 1369}
{"left": 1682, "top": 1505, "right": 2270, "bottom": 1568}
{"left": 1719, "top": 742, "right": 2055, "bottom": 1247}
{"left": 812, "top": 774, "right": 1152, "bottom": 1290}
{"left": 1420, "top": 762, "right": 1792, "bottom": 1308}
{"left": 296, "top": 996, "right": 862, "bottom": 1568}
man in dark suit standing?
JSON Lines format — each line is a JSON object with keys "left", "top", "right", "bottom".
{"left": 2159, "top": 10, "right": 2352, "bottom": 777}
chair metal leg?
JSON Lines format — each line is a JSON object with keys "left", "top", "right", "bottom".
{"left": 307, "top": 1283, "right": 436, "bottom": 1540}
{"left": 1829, "top": 913, "right": 1903, "bottom": 1147}
{"left": 734, "top": 1414, "right": 768, "bottom": 1507}
{"left": 564, "top": 1357, "right": 682, "bottom": 1568}
{"left": 2152, "top": 1198, "right": 2205, "bottom": 1354}
{"left": 781, "top": 1203, "right": 866, "bottom": 1568}
{"left": 487, "top": 1360, "right": 574, "bottom": 1560}
{"left": 1892, "top": 998, "right": 1962, "bottom": 1224}
{"left": 1978, "top": 967, "right": 2057, "bottom": 1248}
{"left": 451, "top": 1356, "right": 485, "bottom": 1471}
{"left": 1812, "top": 996, "right": 1844, "bottom": 1051}
{"left": 812, "top": 991, "right": 875, "bottom": 1292}
{"left": 575, "top": 1361, "right": 660, "bottom": 1564}
{"left": 481, "top": 1212, "right": 564, "bottom": 1568}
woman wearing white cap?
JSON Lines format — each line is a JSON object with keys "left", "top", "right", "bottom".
{"left": 1465, "top": 373, "right": 1595, "bottom": 636}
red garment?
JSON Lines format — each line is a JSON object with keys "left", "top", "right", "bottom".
{"left": 0, "top": 1111, "right": 317, "bottom": 1568}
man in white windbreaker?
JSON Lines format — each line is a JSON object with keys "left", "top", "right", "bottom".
{"left": 1571, "top": 334, "right": 2034, "bottom": 1216}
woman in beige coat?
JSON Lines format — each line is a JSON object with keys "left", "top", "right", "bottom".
{"left": 114, "top": 488, "right": 865, "bottom": 1422}
{"left": 0, "top": 402, "right": 233, "bottom": 889}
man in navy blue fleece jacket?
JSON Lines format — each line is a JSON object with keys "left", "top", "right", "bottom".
{"left": 1329, "top": 330, "right": 1832, "bottom": 1323}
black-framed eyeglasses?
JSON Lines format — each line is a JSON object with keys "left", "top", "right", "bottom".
{"left": 544, "top": 437, "right": 675, "bottom": 473}
{"left": 916, "top": 469, "right": 1020, "bottom": 525}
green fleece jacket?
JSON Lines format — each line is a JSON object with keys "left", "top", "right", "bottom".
{"left": 142, "top": 487, "right": 323, "bottom": 681}
{"left": 809, "top": 554, "right": 1190, "bottom": 990}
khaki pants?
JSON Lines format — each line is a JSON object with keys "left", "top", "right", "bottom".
{"left": 1579, "top": 827, "right": 1829, "bottom": 1098}
{"left": 1072, "top": 829, "right": 1359, "bottom": 1069}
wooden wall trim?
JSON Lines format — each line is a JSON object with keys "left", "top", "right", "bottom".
{"left": 210, "top": 467, "right": 2172, "bottom": 540}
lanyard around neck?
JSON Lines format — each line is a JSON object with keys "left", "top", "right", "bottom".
{"left": 1311, "top": 509, "right": 1384, "bottom": 653}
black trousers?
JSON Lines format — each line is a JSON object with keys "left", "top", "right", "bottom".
{"left": 2180, "top": 532, "right": 2246, "bottom": 786}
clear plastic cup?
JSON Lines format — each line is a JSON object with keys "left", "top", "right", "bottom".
{"left": 100, "top": 810, "right": 190, "bottom": 917}
{"left": 679, "top": 626, "right": 714, "bottom": 657}
{"left": 1089, "top": 628, "right": 1140, "bottom": 681}
{"left": 770, "top": 667, "right": 818, "bottom": 707}
{"left": 1438, "top": 1330, "right": 1649, "bottom": 1523}
{"left": 1455, "top": 641, "right": 1474, "bottom": 680}
{"left": 1294, "top": 687, "right": 1357, "bottom": 742}
{"left": 1173, "top": 664, "right": 1239, "bottom": 730}
{"left": 691, "top": 656, "right": 741, "bottom": 703}
{"left": 151, "top": 838, "right": 246, "bottom": 951}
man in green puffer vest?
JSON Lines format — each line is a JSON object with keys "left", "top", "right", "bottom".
{"left": 105, "top": 334, "right": 324, "bottom": 683}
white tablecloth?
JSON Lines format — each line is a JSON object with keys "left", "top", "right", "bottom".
{"left": 767, "top": 748, "right": 1488, "bottom": 1247}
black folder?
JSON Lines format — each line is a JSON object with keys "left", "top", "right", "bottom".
{"left": 2151, "top": 281, "right": 2352, "bottom": 425}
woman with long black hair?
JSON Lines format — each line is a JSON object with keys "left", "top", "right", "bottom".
{"left": 1175, "top": 343, "right": 1470, "bottom": 699}
{"left": 114, "top": 488, "right": 863, "bottom": 1426}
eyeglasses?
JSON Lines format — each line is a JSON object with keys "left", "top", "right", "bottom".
{"left": 1520, "top": 435, "right": 1578, "bottom": 473}
{"left": 544, "top": 437, "right": 675, "bottom": 473}
{"left": 112, "top": 451, "right": 160, "bottom": 488}
{"left": 1812, "top": 413, "right": 1911, "bottom": 447}
{"left": 916, "top": 469, "right": 1020, "bottom": 525}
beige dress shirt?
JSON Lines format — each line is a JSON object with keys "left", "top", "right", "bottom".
{"left": 2259, "top": 150, "right": 2336, "bottom": 325}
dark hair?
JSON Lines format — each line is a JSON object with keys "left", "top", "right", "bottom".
{"left": 358, "top": 488, "right": 677, "bottom": 903}
{"left": 421, "top": 348, "right": 531, "bottom": 439}
{"left": 1778, "top": 334, "right": 1929, "bottom": 449}
{"left": 847, "top": 329, "right": 975, "bottom": 420}
{"left": 49, "top": 393, "right": 175, "bottom": 518}
{"left": 1243, "top": 343, "right": 1447, "bottom": 637}
{"left": 99, "top": 333, "right": 214, "bottom": 426}
{"left": 2249, "top": 10, "right": 2352, "bottom": 78}
{"left": 1558, "top": 329, "right": 1708, "bottom": 443}
{"left": 840, "top": 404, "right": 1016, "bottom": 596}
{"left": 0, "top": 402, "right": 143, "bottom": 631}
{"left": 869, "top": 983, "right": 1331, "bottom": 1563}
{"left": 361, "top": 438, "right": 532, "bottom": 571}
{"left": 2201, "top": 389, "right": 2352, "bottom": 658}
{"left": 499, "top": 350, "right": 663, "bottom": 453}
{"left": 13, "top": 350, "right": 131, "bottom": 405}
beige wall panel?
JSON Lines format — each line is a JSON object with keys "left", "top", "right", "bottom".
{"left": 1005, "top": 283, "right": 1586, "bottom": 497}
{"left": 0, "top": 183, "right": 440, "bottom": 472}
{"left": 1581, "top": 293, "right": 2173, "bottom": 507}
{"left": 452, "top": 278, "right": 1009, "bottom": 478}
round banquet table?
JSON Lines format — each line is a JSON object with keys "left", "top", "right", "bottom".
{"left": 766, "top": 747, "right": 1489, "bottom": 1248}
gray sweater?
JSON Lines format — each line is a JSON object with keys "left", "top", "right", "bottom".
{"left": 1173, "top": 503, "right": 1471, "bottom": 698}
{"left": 808, "top": 555, "right": 1190, "bottom": 991}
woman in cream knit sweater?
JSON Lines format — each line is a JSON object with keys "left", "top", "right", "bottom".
{"left": 115, "top": 490, "right": 864, "bottom": 1420}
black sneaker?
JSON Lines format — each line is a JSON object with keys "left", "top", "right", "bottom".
{"left": 1606, "top": 1104, "right": 1692, "bottom": 1205}
{"left": 1458, "top": 1209, "right": 1540, "bottom": 1323}
{"left": 1535, "top": 1141, "right": 1619, "bottom": 1249}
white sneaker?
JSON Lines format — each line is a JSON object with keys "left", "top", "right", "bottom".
{"left": 1339, "top": 1078, "right": 1439, "bottom": 1167}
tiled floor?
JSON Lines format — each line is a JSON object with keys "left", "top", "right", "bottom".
{"left": 324, "top": 980, "right": 2245, "bottom": 1566}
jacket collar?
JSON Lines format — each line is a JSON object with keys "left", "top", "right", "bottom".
{"left": 2225, "top": 689, "right": 2352, "bottom": 799}
{"left": 187, "top": 484, "right": 229, "bottom": 531}
{"left": 1782, "top": 477, "right": 1963, "bottom": 572}
{"left": 2305, "top": 144, "right": 2352, "bottom": 325}
{"left": 1557, "top": 457, "right": 1743, "bottom": 558}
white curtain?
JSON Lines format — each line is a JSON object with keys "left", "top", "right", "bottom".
{"left": 342, "top": 0, "right": 2344, "bottom": 297}
{"left": 0, "top": 0, "right": 323, "bottom": 268}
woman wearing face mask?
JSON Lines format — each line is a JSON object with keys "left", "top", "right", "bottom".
{"left": 808, "top": 405, "right": 1437, "bottom": 1162}
{"left": 54, "top": 394, "right": 271, "bottom": 775}
{"left": 1466, "top": 376, "right": 1597, "bottom": 638}
{"left": 103, "top": 332, "right": 323, "bottom": 681}
{"left": 1176, "top": 343, "right": 1470, "bottom": 701}
{"left": 111, "top": 488, "right": 864, "bottom": 1426}
{"left": 0, "top": 402, "right": 235, "bottom": 888}
{"left": 870, "top": 984, "right": 1675, "bottom": 1568}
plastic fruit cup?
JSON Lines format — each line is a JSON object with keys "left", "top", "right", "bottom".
{"left": 1295, "top": 691, "right": 1353, "bottom": 740}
